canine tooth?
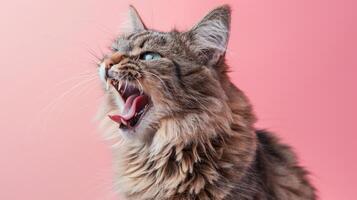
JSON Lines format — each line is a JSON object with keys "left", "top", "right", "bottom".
{"left": 124, "top": 80, "right": 128, "bottom": 93}
{"left": 118, "top": 81, "right": 122, "bottom": 90}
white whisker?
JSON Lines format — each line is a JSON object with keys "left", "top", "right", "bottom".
{"left": 38, "top": 76, "right": 98, "bottom": 132}
{"left": 38, "top": 73, "right": 97, "bottom": 97}
{"left": 56, "top": 77, "right": 100, "bottom": 117}
{"left": 145, "top": 71, "right": 170, "bottom": 93}
{"left": 143, "top": 71, "right": 177, "bottom": 119}
{"left": 134, "top": 77, "right": 144, "bottom": 95}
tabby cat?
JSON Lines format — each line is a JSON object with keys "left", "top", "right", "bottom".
{"left": 97, "top": 5, "right": 316, "bottom": 200}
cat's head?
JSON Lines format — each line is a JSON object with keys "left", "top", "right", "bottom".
{"left": 98, "top": 5, "right": 237, "bottom": 142}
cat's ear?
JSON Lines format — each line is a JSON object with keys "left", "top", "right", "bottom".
{"left": 126, "top": 5, "right": 147, "bottom": 32}
{"left": 186, "top": 5, "right": 231, "bottom": 65}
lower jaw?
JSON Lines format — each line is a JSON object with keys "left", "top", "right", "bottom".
{"left": 118, "top": 104, "right": 151, "bottom": 131}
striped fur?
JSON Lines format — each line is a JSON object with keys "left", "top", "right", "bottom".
{"left": 97, "top": 5, "right": 316, "bottom": 200}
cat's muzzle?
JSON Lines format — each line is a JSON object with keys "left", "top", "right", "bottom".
{"left": 107, "top": 78, "right": 151, "bottom": 130}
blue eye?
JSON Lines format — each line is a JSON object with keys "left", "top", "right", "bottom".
{"left": 140, "top": 52, "right": 161, "bottom": 61}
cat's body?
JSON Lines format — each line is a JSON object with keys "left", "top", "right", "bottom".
{"left": 111, "top": 131, "right": 315, "bottom": 200}
{"left": 97, "top": 5, "right": 316, "bottom": 200}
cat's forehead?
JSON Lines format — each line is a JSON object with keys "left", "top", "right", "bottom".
{"left": 112, "top": 30, "right": 175, "bottom": 53}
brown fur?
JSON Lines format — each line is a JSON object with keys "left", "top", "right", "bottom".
{"left": 97, "top": 5, "right": 316, "bottom": 200}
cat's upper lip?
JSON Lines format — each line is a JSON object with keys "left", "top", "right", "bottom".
{"left": 107, "top": 79, "right": 150, "bottom": 129}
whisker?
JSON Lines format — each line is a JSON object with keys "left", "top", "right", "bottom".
{"left": 51, "top": 73, "right": 97, "bottom": 88}
{"left": 78, "top": 92, "right": 105, "bottom": 111}
{"left": 143, "top": 71, "right": 178, "bottom": 119}
{"left": 45, "top": 75, "right": 98, "bottom": 110}
{"left": 42, "top": 76, "right": 97, "bottom": 111}
{"left": 58, "top": 77, "right": 100, "bottom": 113}
{"left": 97, "top": 44, "right": 106, "bottom": 58}
{"left": 134, "top": 77, "right": 144, "bottom": 95}
{"left": 26, "top": 72, "right": 99, "bottom": 133}
{"left": 38, "top": 76, "right": 98, "bottom": 132}
{"left": 144, "top": 71, "right": 170, "bottom": 93}
{"left": 88, "top": 49, "right": 102, "bottom": 62}
{"left": 37, "top": 72, "right": 97, "bottom": 98}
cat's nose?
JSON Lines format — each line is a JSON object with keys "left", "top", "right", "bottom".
{"left": 104, "top": 52, "right": 124, "bottom": 68}
{"left": 103, "top": 52, "right": 124, "bottom": 79}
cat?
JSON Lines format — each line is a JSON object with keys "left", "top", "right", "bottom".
{"left": 97, "top": 5, "right": 317, "bottom": 200}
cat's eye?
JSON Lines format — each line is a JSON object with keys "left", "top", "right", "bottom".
{"left": 140, "top": 52, "right": 161, "bottom": 61}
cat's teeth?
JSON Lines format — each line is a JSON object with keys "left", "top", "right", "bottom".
{"left": 123, "top": 81, "right": 128, "bottom": 94}
{"left": 118, "top": 81, "right": 122, "bottom": 90}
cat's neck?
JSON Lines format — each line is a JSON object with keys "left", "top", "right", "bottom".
{"left": 112, "top": 79, "right": 258, "bottom": 199}
{"left": 115, "top": 107, "right": 257, "bottom": 199}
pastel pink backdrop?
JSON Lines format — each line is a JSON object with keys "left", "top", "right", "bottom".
{"left": 0, "top": 0, "right": 356, "bottom": 199}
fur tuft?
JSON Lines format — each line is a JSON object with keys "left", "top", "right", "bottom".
{"left": 96, "top": 5, "right": 316, "bottom": 200}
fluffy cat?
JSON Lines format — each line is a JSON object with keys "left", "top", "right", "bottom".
{"left": 97, "top": 5, "right": 316, "bottom": 200}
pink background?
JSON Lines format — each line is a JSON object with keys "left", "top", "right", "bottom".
{"left": 0, "top": 0, "right": 356, "bottom": 199}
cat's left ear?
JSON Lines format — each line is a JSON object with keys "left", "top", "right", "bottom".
{"left": 126, "top": 5, "right": 147, "bottom": 32}
{"left": 186, "top": 5, "right": 231, "bottom": 66}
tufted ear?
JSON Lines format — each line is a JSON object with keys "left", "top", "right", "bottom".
{"left": 187, "top": 5, "right": 231, "bottom": 65}
{"left": 126, "top": 5, "right": 147, "bottom": 32}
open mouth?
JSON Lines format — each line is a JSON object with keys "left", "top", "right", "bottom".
{"left": 108, "top": 80, "right": 150, "bottom": 130}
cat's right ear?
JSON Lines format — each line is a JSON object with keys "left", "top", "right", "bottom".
{"left": 123, "top": 5, "right": 147, "bottom": 32}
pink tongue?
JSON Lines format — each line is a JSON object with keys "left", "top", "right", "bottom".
{"left": 108, "top": 94, "right": 146, "bottom": 125}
